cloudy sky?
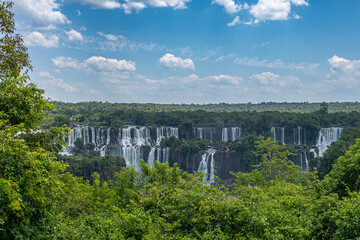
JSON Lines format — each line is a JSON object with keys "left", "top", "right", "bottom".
{"left": 12, "top": 0, "right": 360, "bottom": 103}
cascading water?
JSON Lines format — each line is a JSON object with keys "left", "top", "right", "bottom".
{"left": 222, "top": 127, "right": 241, "bottom": 142}
{"left": 304, "top": 152, "right": 309, "bottom": 172}
{"left": 316, "top": 127, "right": 344, "bottom": 157}
{"left": 293, "top": 126, "right": 306, "bottom": 145}
{"left": 271, "top": 127, "right": 285, "bottom": 145}
{"left": 148, "top": 147, "right": 156, "bottom": 167}
{"left": 63, "top": 125, "right": 179, "bottom": 171}
{"left": 222, "top": 128, "right": 228, "bottom": 142}
{"left": 310, "top": 148, "right": 317, "bottom": 158}
{"left": 198, "top": 149, "right": 217, "bottom": 185}
{"left": 156, "top": 127, "right": 178, "bottom": 146}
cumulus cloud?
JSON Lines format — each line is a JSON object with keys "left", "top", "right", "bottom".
{"left": 67, "top": 0, "right": 121, "bottom": 9}
{"left": 324, "top": 55, "right": 360, "bottom": 89}
{"left": 121, "top": 0, "right": 191, "bottom": 14}
{"left": 84, "top": 56, "right": 136, "bottom": 71}
{"left": 159, "top": 53, "right": 195, "bottom": 70}
{"left": 204, "top": 74, "right": 242, "bottom": 85}
{"left": 13, "top": 0, "right": 70, "bottom": 28}
{"left": 250, "top": 0, "right": 308, "bottom": 21}
{"left": 65, "top": 29, "right": 84, "bottom": 41}
{"left": 39, "top": 71, "right": 77, "bottom": 92}
{"left": 212, "top": 0, "right": 248, "bottom": 14}
{"left": 23, "top": 31, "right": 59, "bottom": 48}
{"left": 251, "top": 72, "right": 303, "bottom": 87}
{"left": 52, "top": 56, "right": 136, "bottom": 72}
{"left": 328, "top": 55, "right": 360, "bottom": 77}
{"left": 213, "top": 0, "right": 308, "bottom": 26}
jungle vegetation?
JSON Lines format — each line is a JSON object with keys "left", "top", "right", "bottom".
{"left": 2, "top": 1, "right": 360, "bottom": 239}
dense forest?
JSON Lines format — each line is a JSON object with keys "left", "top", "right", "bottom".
{"left": 51, "top": 101, "right": 360, "bottom": 114}
{"left": 3, "top": 1, "right": 360, "bottom": 239}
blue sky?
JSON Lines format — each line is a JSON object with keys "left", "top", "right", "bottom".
{"left": 12, "top": 0, "right": 360, "bottom": 103}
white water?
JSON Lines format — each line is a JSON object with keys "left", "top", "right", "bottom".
{"left": 198, "top": 149, "right": 216, "bottom": 185}
{"left": 316, "top": 127, "right": 343, "bottom": 157}
{"left": 222, "top": 127, "right": 241, "bottom": 142}
{"left": 148, "top": 147, "right": 156, "bottom": 167}
{"left": 271, "top": 127, "right": 285, "bottom": 145}
{"left": 194, "top": 127, "right": 214, "bottom": 142}
{"left": 63, "top": 126, "right": 179, "bottom": 171}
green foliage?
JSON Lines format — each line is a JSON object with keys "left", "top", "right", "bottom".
{"left": 0, "top": 121, "right": 67, "bottom": 238}
{"left": 59, "top": 155, "right": 125, "bottom": 182}
{"left": 233, "top": 137, "right": 315, "bottom": 189}
{"left": 311, "top": 126, "right": 360, "bottom": 179}
{"left": 322, "top": 138, "right": 360, "bottom": 198}
{"left": 0, "top": 74, "right": 52, "bottom": 129}
{"left": 0, "top": 1, "right": 31, "bottom": 78}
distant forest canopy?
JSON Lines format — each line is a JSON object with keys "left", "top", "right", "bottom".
{"left": 51, "top": 101, "right": 360, "bottom": 114}
{"left": 47, "top": 102, "right": 360, "bottom": 135}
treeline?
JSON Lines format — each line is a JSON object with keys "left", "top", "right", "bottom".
{"left": 52, "top": 101, "right": 360, "bottom": 113}
{"left": 4, "top": 3, "right": 360, "bottom": 238}
{"left": 47, "top": 104, "right": 360, "bottom": 147}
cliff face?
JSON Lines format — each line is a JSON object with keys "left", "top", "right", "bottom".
{"left": 214, "top": 151, "right": 249, "bottom": 180}
{"left": 168, "top": 149, "right": 248, "bottom": 181}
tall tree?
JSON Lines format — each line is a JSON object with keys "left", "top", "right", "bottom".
{"left": 0, "top": 1, "right": 31, "bottom": 78}
{"left": 0, "top": 1, "right": 67, "bottom": 238}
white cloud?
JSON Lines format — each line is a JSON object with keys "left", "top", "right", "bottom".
{"left": 23, "top": 31, "right": 59, "bottom": 48}
{"left": 52, "top": 56, "right": 80, "bottom": 68}
{"left": 121, "top": 0, "right": 191, "bottom": 14}
{"left": 214, "top": 0, "right": 308, "bottom": 25}
{"left": 67, "top": 0, "right": 121, "bottom": 9}
{"left": 325, "top": 55, "right": 360, "bottom": 89}
{"left": 212, "top": 0, "right": 248, "bottom": 14}
{"left": 84, "top": 56, "right": 136, "bottom": 71}
{"left": 159, "top": 53, "right": 195, "bottom": 70}
{"left": 97, "top": 32, "right": 119, "bottom": 41}
{"left": 52, "top": 56, "right": 136, "bottom": 72}
{"left": 251, "top": 72, "right": 303, "bottom": 87}
{"left": 13, "top": 0, "right": 70, "bottom": 28}
{"left": 328, "top": 55, "right": 360, "bottom": 77}
{"left": 250, "top": 0, "right": 308, "bottom": 22}
{"left": 97, "top": 32, "right": 158, "bottom": 52}
{"left": 227, "top": 16, "right": 240, "bottom": 26}
{"left": 39, "top": 71, "right": 77, "bottom": 92}
{"left": 234, "top": 56, "right": 318, "bottom": 73}
{"left": 204, "top": 74, "right": 242, "bottom": 85}
{"left": 66, "top": 29, "right": 84, "bottom": 41}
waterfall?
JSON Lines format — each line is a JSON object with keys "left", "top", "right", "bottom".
{"left": 222, "top": 128, "right": 228, "bottom": 142}
{"left": 304, "top": 152, "right": 309, "bottom": 172}
{"left": 148, "top": 147, "right": 156, "bottom": 167}
{"left": 271, "top": 127, "right": 276, "bottom": 142}
{"left": 316, "top": 127, "right": 344, "bottom": 157}
{"left": 230, "top": 127, "right": 241, "bottom": 141}
{"left": 91, "top": 127, "right": 95, "bottom": 144}
{"left": 106, "top": 128, "right": 111, "bottom": 145}
{"left": 272, "top": 127, "right": 284, "bottom": 145}
{"left": 63, "top": 125, "right": 180, "bottom": 172}
{"left": 194, "top": 127, "right": 215, "bottom": 142}
{"left": 310, "top": 148, "right": 317, "bottom": 158}
{"left": 162, "top": 147, "right": 170, "bottom": 163}
{"left": 157, "top": 127, "right": 179, "bottom": 146}
{"left": 222, "top": 127, "right": 241, "bottom": 142}
{"left": 198, "top": 149, "right": 216, "bottom": 185}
